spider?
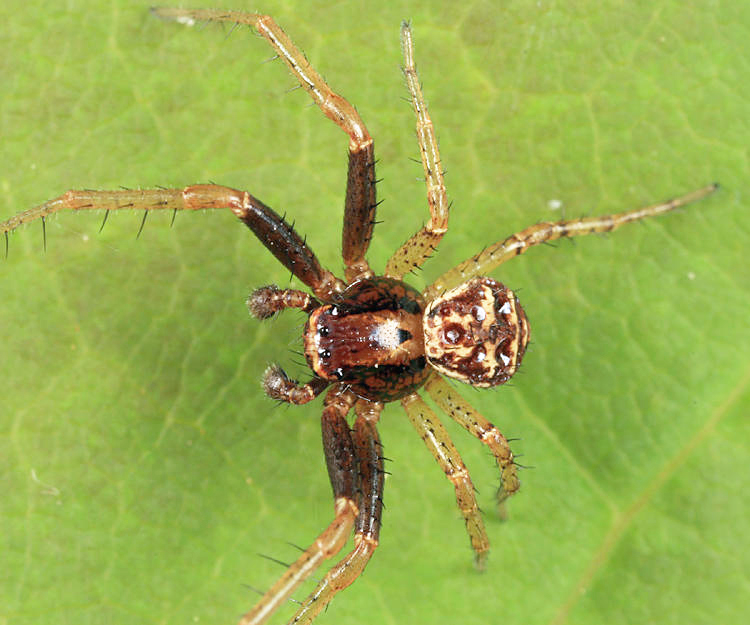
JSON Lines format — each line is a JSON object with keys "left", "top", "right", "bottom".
{"left": 1, "top": 8, "right": 718, "bottom": 625}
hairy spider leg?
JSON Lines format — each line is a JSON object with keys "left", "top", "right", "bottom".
{"left": 401, "top": 391, "right": 490, "bottom": 568}
{"left": 424, "top": 183, "right": 719, "bottom": 301}
{"left": 424, "top": 374, "right": 519, "bottom": 506}
{"left": 385, "top": 22, "right": 450, "bottom": 279}
{"left": 239, "top": 389, "right": 359, "bottom": 625}
{"left": 152, "top": 8, "right": 378, "bottom": 283}
{"left": 0, "top": 185, "right": 344, "bottom": 301}
{"left": 290, "top": 400, "right": 384, "bottom": 625}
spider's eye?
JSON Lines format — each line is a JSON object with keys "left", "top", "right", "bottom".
{"left": 422, "top": 277, "right": 530, "bottom": 387}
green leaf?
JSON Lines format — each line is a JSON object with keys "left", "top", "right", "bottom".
{"left": 2, "top": 2, "right": 748, "bottom": 625}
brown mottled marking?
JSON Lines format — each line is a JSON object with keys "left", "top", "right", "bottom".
{"left": 423, "top": 277, "right": 529, "bottom": 387}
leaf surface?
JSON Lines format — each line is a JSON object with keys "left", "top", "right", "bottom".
{"left": 1, "top": 2, "right": 748, "bottom": 625}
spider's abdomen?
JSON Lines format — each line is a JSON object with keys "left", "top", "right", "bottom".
{"left": 304, "top": 277, "right": 429, "bottom": 401}
{"left": 423, "top": 277, "right": 530, "bottom": 387}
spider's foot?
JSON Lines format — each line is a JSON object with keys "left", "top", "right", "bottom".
{"left": 496, "top": 499, "right": 509, "bottom": 522}
{"left": 262, "top": 364, "right": 329, "bottom": 405}
{"left": 262, "top": 363, "right": 294, "bottom": 400}
{"left": 247, "top": 285, "right": 282, "bottom": 319}
{"left": 474, "top": 549, "right": 488, "bottom": 572}
{"left": 500, "top": 464, "right": 520, "bottom": 499}
{"left": 496, "top": 466, "right": 520, "bottom": 521}
{"left": 248, "top": 285, "right": 319, "bottom": 319}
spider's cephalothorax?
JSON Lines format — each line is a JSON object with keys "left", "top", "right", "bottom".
{"left": 1, "top": 9, "right": 718, "bottom": 625}
{"left": 304, "top": 277, "right": 429, "bottom": 402}
{"left": 301, "top": 275, "right": 529, "bottom": 401}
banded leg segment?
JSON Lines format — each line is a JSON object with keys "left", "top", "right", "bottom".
{"left": 238, "top": 389, "right": 358, "bottom": 625}
{"left": 152, "top": 8, "right": 378, "bottom": 282}
{"left": 385, "top": 23, "right": 450, "bottom": 279}
{"left": 291, "top": 401, "right": 384, "bottom": 625}
{"left": 424, "top": 183, "right": 718, "bottom": 301}
{"left": 1, "top": 185, "right": 344, "bottom": 300}
{"left": 401, "top": 392, "right": 490, "bottom": 568}
{"left": 1, "top": 187, "right": 215, "bottom": 234}
{"left": 425, "top": 375, "right": 519, "bottom": 503}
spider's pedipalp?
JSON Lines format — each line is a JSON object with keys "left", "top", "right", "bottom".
{"left": 247, "top": 286, "right": 319, "bottom": 319}
{"left": 261, "top": 364, "right": 329, "bottom": 405}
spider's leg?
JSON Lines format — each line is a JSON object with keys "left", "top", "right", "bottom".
{"left": 385, "top": 23, "right": 450, "bottom": 280}
{"left": 424, "top": 374, "right": 519, "bottom": 507}
{"left": 152, "top": 8, "right": 377, "bottom": 283}
{"left": 290, "top": 399, "right": 384, "bottom": 625}
{"left": 1, "top": 185, "right": 344, "bottom": 301}
{"left": 342, "top": 141, "right": 377, "bottom": 283}
{"left": 401, "top": 391, "right": 490, "bottom": 568}
{"left": 239, "top": 389, "right": 358, "bottom": 625}
{"left": 424, "top": 183, "right": 719, "bottom": 300}
{"left": 248, "top": 286, "right": 319, "bottom": 319}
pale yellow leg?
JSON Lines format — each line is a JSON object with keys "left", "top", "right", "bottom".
{"left": 401, "top": 391, "right": 490, "bottom": 568}
{"left": 424, "top": 184, "right": 718, "bottom": 301}
{"left": 151, "top": 8, "right": 370, "bottom": 147}
{"left": 425, "top": 374, "right": 519, "bottom": 505}
{"left": 238, "top": 497, "right": 357, "bottom": 625}
{"left": 152, "top": 8, "right": 378, "bottom": 282}
{"left": 385, "top": 22, "right": 450, "bottom": 279}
